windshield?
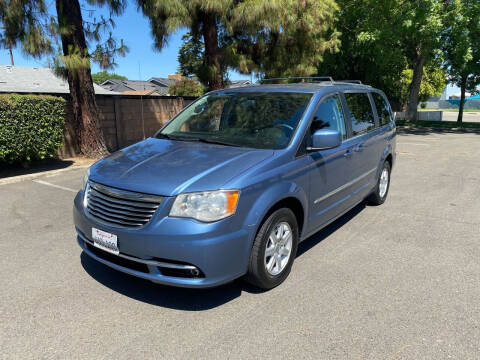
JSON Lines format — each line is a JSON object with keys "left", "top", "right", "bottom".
{"left": 158, "top": 92, "right": 312, "bottom": 149}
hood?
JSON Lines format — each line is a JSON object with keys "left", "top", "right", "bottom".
{"left": 90, "top": 138, "right": 274, "bottom": 196}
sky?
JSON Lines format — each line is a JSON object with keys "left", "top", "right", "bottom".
{"left": 0, "top": 1, "right": 250, "bottom": 82}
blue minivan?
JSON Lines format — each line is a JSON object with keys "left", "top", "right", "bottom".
{"left": 74, "top": 78, "right": 396, "bottom": 289}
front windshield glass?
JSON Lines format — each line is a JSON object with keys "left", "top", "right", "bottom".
{"left": 158, "top": 92, "right": 312, "bottom": 149}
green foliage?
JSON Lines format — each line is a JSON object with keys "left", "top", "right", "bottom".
{"left": 442, "top": 0, "right": 480, "bottom": 93}
{"left": 177, "top": 33, "right": 204, "bottom": 78}
{"left": 168, "top": 79, "right": 204, "bottom": 97}
{"left": 318, "top": 0, "right": 446, "bottom": 110}
{"left": 398, "top": 64, "right": 446, "bottom": 104}
{"left": 138, "top": 0, "right": 339, "bottom": 88}
{"left": 231, "top": 0, "right": 340, "bottom": 78}
{"left": 91, "top": 71, "right": 127, "bottom": 84}
{"left": 0, "top": 0, "right": 128, "bottom": 73}
{"left": 0, "top": 94, "right": 65, "bottom": 164}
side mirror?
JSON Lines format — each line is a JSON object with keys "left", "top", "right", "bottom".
{"left": 307, "top": 129, "right": 342, "bottom": 151}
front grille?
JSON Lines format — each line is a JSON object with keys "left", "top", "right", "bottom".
{"left": 85, "top": 181, "right": 163, "bottom": 228}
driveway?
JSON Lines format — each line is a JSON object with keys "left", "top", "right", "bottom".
{"left": 1, "top": 130, "right": 479, "bottom": 359}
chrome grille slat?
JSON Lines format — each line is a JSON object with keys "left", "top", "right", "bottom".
{"left": 88, "top": 197, "right": 157, "bottom": 215}
{"left": 89, "top": 188, "right": 159, "bottom": 209}
{"left": 86, "top": 181, "right": 163, "bottom": 229}
{"left": 88, "top": 209, "right": 145, "bottom": 227}
{"left": 88, "top": 204, "right": 151, "bottom": 222}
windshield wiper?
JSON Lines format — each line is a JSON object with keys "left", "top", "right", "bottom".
{"left": 157, "top": 133, "right": 192, "bottom": 141}
{"left": 189, "top": 137, "right": 242, "bottom": 147}
{"left": 158, "top": 133, "right": 242, "bottom": 147}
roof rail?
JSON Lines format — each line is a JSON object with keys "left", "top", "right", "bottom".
{"left": 339, "top": 80, "right": 363, "bottom": 84}
{"left": 260, "top": 76, "right": 334, "bottom": 84}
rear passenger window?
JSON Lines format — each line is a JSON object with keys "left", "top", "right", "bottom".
{"left": 344, "top": 93, "right": 375, "bottom": 136}
{"left": 310, "top": 95, "right": 346, "bottom": 140}
{"left": 372, "top": 92, "right": 393, "bottom": 126}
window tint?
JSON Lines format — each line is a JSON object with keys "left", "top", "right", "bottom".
{"left": 372, "top": 92, "right": 393, "bottom": 126}
{"left": 344, "top": 93, "right": 375, "bottom": 136}
{"left": 310, "top": 95, "right": 346, "bottom": 139}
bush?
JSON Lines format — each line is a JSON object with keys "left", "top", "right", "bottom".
{"left": 0, "top": 94, "right": 65, "bottom": 164}
{"left": 168, "top": 78, "right": 204, "bottom": 97}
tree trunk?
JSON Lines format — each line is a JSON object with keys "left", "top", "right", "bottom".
{"left": 201, "top": 12, "right": 223, "bottom": 91}
{"left": 457, "top": 77, "right": 466, "bottom": 123}
{"left": 8, "top": 43, "right": 14, "bottom": 65}
{"left": 55, "top": 0, "right": 108, "bottom": 158}
{"left": 406, "top": 55, "right": 426, "bottom": 121}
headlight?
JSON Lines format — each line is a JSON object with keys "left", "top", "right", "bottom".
{"left": 170, "top": 190, "right": 240, "bottom": 222}
{"left": 81, "top": 167, "right": 90, "bottom": 191}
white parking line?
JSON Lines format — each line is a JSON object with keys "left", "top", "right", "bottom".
{"left": 32, "top": 179, "right": 77, "bottom": 193}
{"left": 398, "top": 142, "right": 430, "bottom": 146}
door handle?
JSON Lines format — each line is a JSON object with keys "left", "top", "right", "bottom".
{"left": 344, "top": 149, "right": 353, "bottom": 158}
{"left": 355, "top": 144, "right": 364, "bottom": 152}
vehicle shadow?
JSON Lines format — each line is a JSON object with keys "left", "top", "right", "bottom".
{"left": 81, "top": 202, "right": 366, "bottom": 310}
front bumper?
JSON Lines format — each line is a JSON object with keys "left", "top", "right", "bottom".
{"left": 74, "top": 191, "right": 252, "bottom": 288}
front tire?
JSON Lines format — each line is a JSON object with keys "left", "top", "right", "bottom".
{"left": 244, "top": 208, "right": 299, "bottom": 290}
{"left": 368, "top": 161, "right": 391, "bottom": 205}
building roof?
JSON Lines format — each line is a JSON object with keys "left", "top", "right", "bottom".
{"left": 148, "top": 77, "right": 177, "bottom": 87}
{"left": 100, "top": 79, "right": 170, "bottom": 95}
{"left": 0, "top": 65, "right": 117, "bottom": 95}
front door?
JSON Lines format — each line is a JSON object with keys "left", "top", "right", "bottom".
{"left": 306, "top": 94, "right": 359, "bottom": 234}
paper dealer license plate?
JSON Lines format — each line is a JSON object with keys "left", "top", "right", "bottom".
{"left": 92, "top": 228, "right": 119, "bottom": 255}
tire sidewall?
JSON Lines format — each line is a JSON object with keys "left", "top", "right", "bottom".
{"left": 252, "top": 208, "right": 299, "bottom": 289}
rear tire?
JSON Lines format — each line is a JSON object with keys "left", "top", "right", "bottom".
{"left": 244, "top": 208, "right": 299, "bottom": 290}
{"left": 367, "top": 161, "right": 391, "bottom": 205}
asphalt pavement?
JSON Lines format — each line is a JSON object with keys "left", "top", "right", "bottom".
{"left": 1, "top": 129, "right": 479, "bottom": 359}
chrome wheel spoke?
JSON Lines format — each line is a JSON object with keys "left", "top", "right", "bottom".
{"left": 267, "top": 256, "right": 275, "bottom": 272}
{"left": 265, "top": 246, "right": 275, "bottom": 257}
{"left": 379, "top": 168, "right": 389, "bottom": 198}
{"left": 264, "top": 221, "right": 293, "bottom": 276}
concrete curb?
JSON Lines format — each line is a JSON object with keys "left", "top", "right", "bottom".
{"left": 397, "top": 125, "right": 480, "bottom": 134}
{"left": 0, "top": 164, "right": 91, "bottom": 186}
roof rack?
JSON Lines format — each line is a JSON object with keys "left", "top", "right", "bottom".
{"left": 260, "top": 76, "right": 334, "bottom": 84}
{"left": 259, "top": 77, "right": 368, "bottom": 86}
{"left": 338, "top": 80, "right": 363, "bottom": 84}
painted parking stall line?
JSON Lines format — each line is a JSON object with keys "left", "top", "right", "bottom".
{"left": 32, "top": 179, "right": 77, "bottom": 193}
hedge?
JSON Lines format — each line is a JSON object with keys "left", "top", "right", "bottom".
{"left": 0, "top": 94, "right": 65, "bottom": 164}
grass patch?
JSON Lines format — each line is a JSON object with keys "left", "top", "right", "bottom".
{"left": 396, "top": 120, "right": 480, "bottom": 129}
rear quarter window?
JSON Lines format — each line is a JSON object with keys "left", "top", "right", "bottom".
{"left": 372, "top": 92, "right": 393, "bottom": 126}
{"left": 344, "top": 92, "right": 375, "bottom": 136}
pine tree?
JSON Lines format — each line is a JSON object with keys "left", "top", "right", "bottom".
{"left": 0, "top": 0, "right": 128, "bottom": 157}
{"left": 137, "top": 0, "right": 339, "bottom": 90}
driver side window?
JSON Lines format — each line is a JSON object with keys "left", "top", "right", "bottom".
{"left": 310, "top": 95, "right": 346, "bottom": 140}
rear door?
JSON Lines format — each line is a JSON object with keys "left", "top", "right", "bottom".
{"left": 341, "top": 91, "right": 379, "bottom": 201}
{"left": 370, "top": 91, "right": 395, "bottom": 156}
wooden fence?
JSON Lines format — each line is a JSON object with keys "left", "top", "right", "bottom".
{"left": 60, "top": 95, "right": 196, "bottom": 157}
